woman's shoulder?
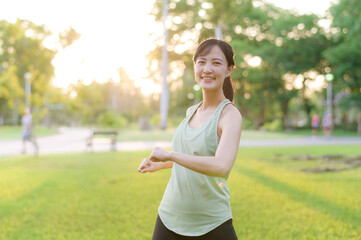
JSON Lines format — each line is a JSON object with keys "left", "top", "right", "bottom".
{"left": 186, "top": 104, "right": 199, "bottom": 116}
{"left": 220, "top": 103, "right": 242, "bottom": 123}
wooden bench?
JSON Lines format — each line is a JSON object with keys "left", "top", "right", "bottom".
{"left": 86, "top": 129, "right": 118, "bottom": 151}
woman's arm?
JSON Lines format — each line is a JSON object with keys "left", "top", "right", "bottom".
{"left": 149, "top": 106, "right": 242, "bottom": 177}
{"left": 138, "top": 158, "right": 173, "bottom": 173}
{"left": 138, "top": 106, "right": 197, "bottom": 174}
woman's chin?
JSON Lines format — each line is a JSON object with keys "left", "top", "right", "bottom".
{"left": 199, "top": 82, "right": 218, "bottom": 90}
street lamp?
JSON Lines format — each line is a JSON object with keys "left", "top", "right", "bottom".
{"left": 325, "top": 73, "right": 334, "bottom": 124}
{"left": 24, "top": 72, "right": 31, "bottom": 108}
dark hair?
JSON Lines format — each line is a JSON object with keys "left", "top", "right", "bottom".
{"left": 193, "top": 38, "right": 235, "bottom": 102}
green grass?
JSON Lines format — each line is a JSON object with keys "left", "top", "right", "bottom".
{"left": 242, "top": 128, "right": 360, "bottom": 140}
{"left": 0, "top": 126, "right": 57, "bottom": 140}
{"left": 0, "top": 145, "right": 360, "bottom": 239}
{"left": 0, "top": 125, "right": 359, "bottom": 142}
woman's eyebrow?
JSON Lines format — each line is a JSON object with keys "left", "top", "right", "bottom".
{"left": 197, "top": 57, "right": 224, "bottom": 62}
{"left": 213, "top": 58, "right": 224, "bottom": 62}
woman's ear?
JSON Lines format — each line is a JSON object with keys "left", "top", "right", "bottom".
{"left": 226, "top": 65, "right": 234, "bottom": 77}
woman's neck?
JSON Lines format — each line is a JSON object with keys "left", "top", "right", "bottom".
{"left": 200, "top": 90, "right": 226, "bottom": 110}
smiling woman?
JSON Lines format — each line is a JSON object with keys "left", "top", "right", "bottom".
{"left": 138, "top": 39, "right": 242, "bottom": 240}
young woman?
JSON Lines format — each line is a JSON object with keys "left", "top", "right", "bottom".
{"left": 138, "top": 38, "right": 242, "bottom": 240}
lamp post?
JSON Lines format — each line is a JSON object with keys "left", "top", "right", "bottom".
{"left": 325, "top": 73, "right": 334, "bottom": 124}
{"left": 24, "top": 72, "right": 31, "bottom": 108}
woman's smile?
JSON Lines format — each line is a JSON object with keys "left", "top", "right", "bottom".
{"left": 201, "top": 76, "right": 216, "bottom": 82}
{"left": 194, "top": 45, "right": 232, "bottom": 91}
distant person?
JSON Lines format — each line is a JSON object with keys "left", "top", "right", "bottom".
{"left": 21, "top": 107, "right": 39, "bottom": 155}
{"left": 138, "top": 39, "right": 242, "bottom": 239}
{"left": 311, "top": 114, "right": 320, "bottom": 136}
{"left": 322, "top": 112, "right": 332, "bottom": 138}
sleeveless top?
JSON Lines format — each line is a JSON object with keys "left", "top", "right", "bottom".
{"left": 158, "top": 99, "right": 233, "bottom": 236}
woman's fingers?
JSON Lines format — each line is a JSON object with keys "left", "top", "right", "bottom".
{"left": 149, "top": 148, "right": 159, "bottom": 162}
{"left": 149, "top": 147, "right": 169, "bottom": 162}
{"left": 138, "top": 158, "right": 159, "bottom": 173}
{"left": 140, "top": 164, "right": 154, "bottom": 173}
{"left": 138, "top": 158, "right": 150, "bottom": 172}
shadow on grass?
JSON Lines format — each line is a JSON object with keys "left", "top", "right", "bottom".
{"left": 0, "top": 180, "right": 56, "bottom": 220}
{"left": 233, "top": 165, "right": 361, "bottom": 227}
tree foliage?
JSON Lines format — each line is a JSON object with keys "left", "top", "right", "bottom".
{"left": 0, "top": 19, "right": 55, "bottom": 124}
{"left": 148, "top": 0, "right": 331, "bottom": 130}
{"left": 63, "top": 67, "right": 148, "bottom": 127}
{"left": 323, "top": 0, "right": 361, "bottom": 132}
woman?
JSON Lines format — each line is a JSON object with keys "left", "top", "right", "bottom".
{"left": 138, "top": 38, "right": 242, "bottom": 240}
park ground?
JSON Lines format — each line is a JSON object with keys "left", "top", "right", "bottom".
{"left": 0, "top": 127, "right": 360, "bottom": 239}
{"left": 0, "top": 145, "right": 360, "bottom": 239}
{"left": 0, "top": 126, "right": 360, "bottom": 156}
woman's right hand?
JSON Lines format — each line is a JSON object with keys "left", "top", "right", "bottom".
{"left": 138, "top": 158, "right": 159, "bottom": 173}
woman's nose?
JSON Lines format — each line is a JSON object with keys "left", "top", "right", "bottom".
{"left": 203, "top": 64, "right": 212, "bottom": 73}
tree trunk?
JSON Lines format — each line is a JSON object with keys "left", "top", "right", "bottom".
{"left": 12, "top": 101, "right": 19, "bottom": 126}
{"left": 257, "top": 101, "right": 265, "bottom": 129}
{"left": 357, "top": 111, "right": 361, "bottom": 134}
{"left": 281, "top": 99, "right": 290, "bottom": 130}
{"left": 160, "top": 0, "right": 169, "bottom": 130}
{"left": 215, "top": 24, "right": 223, "bottom": 39}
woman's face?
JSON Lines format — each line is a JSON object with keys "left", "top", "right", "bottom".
{"left": 194, "top": 45, "right": 233, "bottom": 92}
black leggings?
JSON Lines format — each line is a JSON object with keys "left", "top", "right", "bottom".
{"left": 152, "top": 215, "right": 238, "bottom": 240}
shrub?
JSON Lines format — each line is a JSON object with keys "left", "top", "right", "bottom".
{"left": 97, "top": 112, "right": 128, "bottom": 129}
{"left": 263, "top": 119, "right": 283, "bottom": 131}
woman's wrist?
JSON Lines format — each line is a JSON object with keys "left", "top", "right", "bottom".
{"left": 168, "top": 151, "right": 174, "bottom": 162}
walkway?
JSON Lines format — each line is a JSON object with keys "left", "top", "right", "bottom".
{"left": 0, "top": 127, "right": 360, "bottom": 156}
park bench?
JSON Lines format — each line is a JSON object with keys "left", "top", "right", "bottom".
{"left": 86, "top": 129, "right": 118, "bottom": 152}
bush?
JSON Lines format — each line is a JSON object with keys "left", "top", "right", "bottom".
{"left": 97, "top": 112, "right": 128, "bottom": 129}
{"left": 168, "top": 116, "right": 185, "bottom": 127}
{"left": 150, "top": 115, "right": 160, "bottom": 127}
{"left": 242, "top": 118, "right": 256, "bottom": 129}
{"left": 263, "top": 119, "right": 283, "bottom": 131}
{"left": 149, "top": 114, "right": 185, "bottom": 128}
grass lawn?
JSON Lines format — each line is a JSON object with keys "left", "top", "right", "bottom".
{"left": 0, "top": 126, "right": 57, "bottom": 140}
{"left": 241, "top": 128, "right": 360, "bottom": 140}
{"left": 0, "top": 145, "right": 360, "bottom": 239}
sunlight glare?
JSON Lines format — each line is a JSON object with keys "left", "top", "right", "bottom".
{"left": 135, "top": 79, "right": 160, "bottom": 96}
{"left": 3, "top": 0, "right": 161, "bottom": 95}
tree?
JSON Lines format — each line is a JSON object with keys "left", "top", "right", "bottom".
{"left": 0, "top": 65, "right": 23, "bottom": 123}
{"left": 65, "top": 67, "right": 146, "bottom": 127}
{"left": 323, "top": 0, "right": 361, "bottom": 133}
{"left": 59, "top": 26, "right": 81, "bottom": 49}
{"left": 147, "top": 0, "right": 330, "bottom": 130}
{"left": 0, "top": 19, "right": 55, "bottom": 125}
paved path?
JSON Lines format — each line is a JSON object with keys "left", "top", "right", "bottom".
{"left": 0, "top": 127, "right": 360, "bottom": 157}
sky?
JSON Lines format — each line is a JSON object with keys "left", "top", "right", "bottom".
{"left": 1, "top": 0, "right": 336, "bottom": 95}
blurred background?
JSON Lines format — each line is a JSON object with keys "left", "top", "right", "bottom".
{"left": 0, "top": 0, "right": 360, "bottom": 135}
{"left": 1, "top": 2, "right": 361, "bottom": 239}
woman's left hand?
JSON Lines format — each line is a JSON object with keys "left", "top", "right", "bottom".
{"left": 149, "top": 147, "right": 171, "bottom": 162}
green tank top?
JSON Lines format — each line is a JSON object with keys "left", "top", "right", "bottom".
{"left": 158, "top": 99, "right": 233, "bottom": 236}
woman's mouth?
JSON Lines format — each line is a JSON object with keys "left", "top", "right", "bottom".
{"left": 202, "top": 76, "right": 215, "bottom": 82}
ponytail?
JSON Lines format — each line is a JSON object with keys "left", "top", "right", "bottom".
{"left": 223, "top": 76, "right": 234, "bottom": 103}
